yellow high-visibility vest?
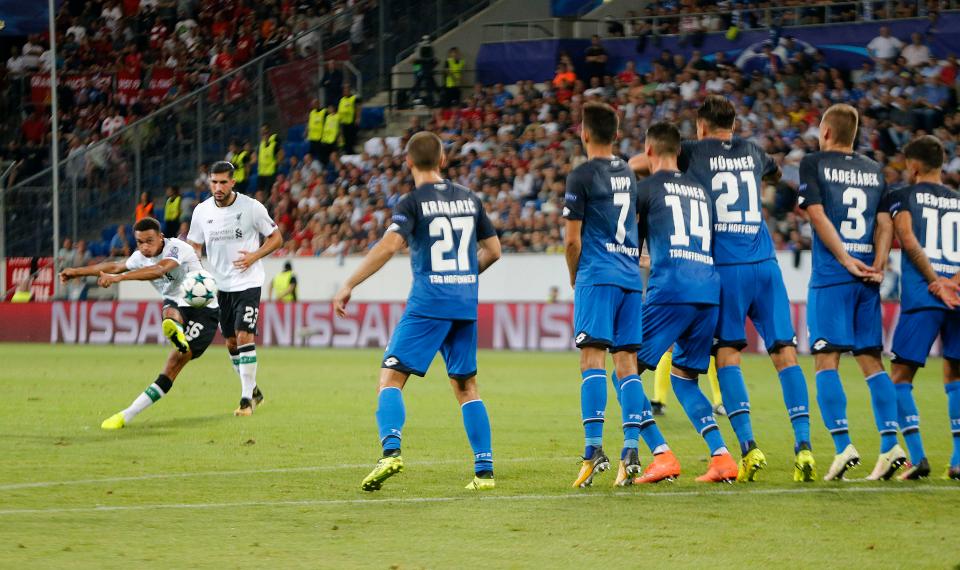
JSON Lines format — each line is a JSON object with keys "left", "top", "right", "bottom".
{"left": 258, "top": 134, "right": 278, "bottom": 176}
{"left": 164, "top": 195, "right": 181, "bottom": 221}
{"left": 321, "top": 113, "right": 340, "bottom": 144}
{"left": 446, "top": 58, "right": 464, "bottom": 87}
{"left": 338, "top": 95, "right": 357, "bottom": 125}
{"left": 233, "top": 150, "right": 248, "bottom": 182}
{"left": 11, "top": 290, "right": 32, "bottom": 303}
{"left": 272, "top": 270, "right": 295, "bottom": 302}
{"left": 307, "top": 108, "right": 326, "bottom": 141}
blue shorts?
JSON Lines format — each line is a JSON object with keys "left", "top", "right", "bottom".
{"left": 382, "top": 313, "right": 477, "bottom": 380}
{"left": 715, "top": 260, "right": 797, "bottom": 353}
{"left": 637, "top": 303, "right": 719, "bottom": 375}
{"left": 807, "top": 282, "right": 882, "bottom": 355}
{"left": 892, "top": 308, "right": 960, "bottom": 367}
{"left": 573, "top": 284, "right": 643, "bottom": 352}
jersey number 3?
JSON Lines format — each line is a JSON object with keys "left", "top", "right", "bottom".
{"left": 430, "top": 217, "right": 475, "bottom": 272}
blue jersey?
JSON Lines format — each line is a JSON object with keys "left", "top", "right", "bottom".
{"left": 889, "top": 182, "right": 960, "bottom": 312}
{"left": 799, "top": 151, "right": 888, "bottom": 288}
{"left": 389, "top": 180, "right": 496, "bottom": 320}
{"left": 637, "top": 170, "right": 720, "bottom": 305}
{"left": 564, "top": 157, "right": 643, "bottom": 291}
{"left": 678, "top": 138, "right": 778, "bottom": 265}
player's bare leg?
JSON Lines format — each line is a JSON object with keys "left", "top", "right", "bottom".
{"left": 101, "top": 344, "right": 192, "bottom": 430}
{"left": 451, "top": 376, "right": 495, "bottom": 490}
{"left": 573, "top": 346, "right": 611, "bottom": 487}
{"left": 361, "top": 368, "right": 410, "bottom": 491}
{"left": 231, "top": 330, "right": 263, "bottom": 416}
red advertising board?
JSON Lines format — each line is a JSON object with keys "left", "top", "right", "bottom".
{"left": 0, "top": 301, "right": 911, "bottom": 355}
{"left": 4, "top": 257, "right": 55, "bottom": 302}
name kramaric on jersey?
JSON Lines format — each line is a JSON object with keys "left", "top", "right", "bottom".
{"left": 709, "top": 155, "right": 756, "bottom": 171}
{"left": 420, "top": 199, "right": 478, "bottom": 217}
{"left": 823, "top": 168, "right": 881, "bottom": 187}
{"left": 917, "top": 192, "right": 960, "bottom": 211}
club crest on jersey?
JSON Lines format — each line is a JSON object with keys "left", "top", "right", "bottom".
{"left": 236, "top": 213, "right": 242, "bottom": 221}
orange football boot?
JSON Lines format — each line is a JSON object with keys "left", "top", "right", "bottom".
{"left": 634, "top": 450, "right": 681, "bottom": 483}
{"left": 695, "top": 452, "right": 738, "bottom": 483}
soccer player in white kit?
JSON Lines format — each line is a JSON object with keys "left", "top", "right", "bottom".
{"left": 59, "top": 217, "right": 221, "bottom": 429}
{"left": 187, "top": 161, "right": 282, "bottom": 416}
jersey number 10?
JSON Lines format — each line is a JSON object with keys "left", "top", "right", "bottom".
{"left": 922, "top": 207, "right": 960, "bottom": 262}
{"left": 429, "top": 216, "right": 475, "bottom": 272}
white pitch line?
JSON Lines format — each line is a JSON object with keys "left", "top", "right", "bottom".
{"left": 0, "top": 485, "right": 956, "bottom": 516}
{"left": 0, "top": 457, "right": 566, "bottom": 491}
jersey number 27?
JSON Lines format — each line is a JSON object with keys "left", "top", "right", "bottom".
{"left": 429, "top": 217, "right": 475, "bottom": 272}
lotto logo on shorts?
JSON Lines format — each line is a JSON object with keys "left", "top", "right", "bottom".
{"left": 383, "top": 357, "right": 399, "bottom": 367}
{"left": 575, "top": 332, "right": 587, "bottom": 344}
{"left": 812, "top": 339, "right": 828, "bottom": 351}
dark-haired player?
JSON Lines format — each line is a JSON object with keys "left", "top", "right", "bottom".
{"left": 631, "top": 95, "right": 814, "bottom": 482}
{"left": 59, "top": 217, "right": 219, "bottom": 429}
{"left": 634, "top": 122, "right": 739, "bottom": 483}
{"left": 187, "top": 161, "right": 282, "bottom": 416}
{"left": 799, "top": 104, "right": 903, "bottom": 481}
{"left": 565, "top": 103, "right": 678, "bottom": 487}
{"left": 334, "top": 131, "right": 502, "bottom": 492}
{"left": 888, "top": 135, "right": 960, "bottom": 480}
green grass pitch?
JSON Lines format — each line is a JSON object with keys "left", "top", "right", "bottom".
{"left": 1, "top": 343, "right": 958, "bottom": 568}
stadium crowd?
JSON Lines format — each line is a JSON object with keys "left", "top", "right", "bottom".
{"left": 10, "top": 5, "right": 960, "bottom": 266}
{"left": 1, "top": 0, "right": 376, "bottom": 188}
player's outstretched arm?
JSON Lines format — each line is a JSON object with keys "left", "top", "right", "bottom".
{"left": 334, "top": 231, "right": 406, "bottom": 318}
{"left": 869, "top": 212, "right": 894, "bottom": 283}
{"left": 59, "top": 260, "right": 128, "bottom": 283}
{"left": 477, "top": 236, "right": 502, "bottom": 274}
{"left": 805, "top": 204, "right": 878, "bottom": 279}
{"left": 98, "top": 259, "right": 179, "bottom": 288}
{"left": 895, "top": 211, "right": 960, "bottom": 308}
{"left": 564, "top": 219, "right": 582, "bottom": 288}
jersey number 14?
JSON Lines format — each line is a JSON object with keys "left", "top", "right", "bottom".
{"left": 665, "top": 196, "right": 711, "bottom": 252}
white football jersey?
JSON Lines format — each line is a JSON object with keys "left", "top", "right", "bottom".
{"left": 187, "top": 193, "right": 278, "bottom": 292}
{"left": 125, "top": 237, "right": 215, "bottom": 308}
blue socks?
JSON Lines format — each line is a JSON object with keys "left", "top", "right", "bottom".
{"left": 865, "top": 371, "right": 900, "bottom": 453}
{"left": 946, "top": 381, "right": 960, "bottom": 467}
{"left": 671, "top": 374, "right": 726, "bottom": 455}
{"left": 778, "top": 365, "right": 811, "bottom": 451}
{"left": 717, "top": 365, "right": 755, "bottom": 455}
{"left": 895, "top": 383, "right": 925, "bottom": 464}
{"left": 461, "top": 400, "right": 493, "bottom": 474}
{"left": 816, "top": 369, "right": 851, "bottom": 454}
{"left": 376, "top": 386, "right": 405, "bottom": 453}
{"left": 618, "top": 374, "right": 643, "bottom": 458}
{"left": 581, "top": 369, "right": 607, "bottom": 457}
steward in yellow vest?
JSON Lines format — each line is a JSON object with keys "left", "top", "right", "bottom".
{"left": 338, "top": 85, "right": 361, "bottom": 155}
{"left": 270, "top": 262, "right": 297, "bottom": 302}
{"left": 318, "top": 104, "right": 340, "bottom": 165}
{"left": 257, "top": 124, "right": 279, "bottom": 192}
{"left": 307, "top": 99, "right": 326, "bottom": 160}
{"left": 443, "top": 47, "right": 465, "bottom": 107}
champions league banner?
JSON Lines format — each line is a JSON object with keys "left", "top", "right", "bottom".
{"left": 477, "top": 13, "right": 960, "bottom": 85}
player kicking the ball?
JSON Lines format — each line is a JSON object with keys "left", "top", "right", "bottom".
{"left": 59, "top": 217, "right": 220, "bottom": 429}
{"left": 334, "top": 132, "right": 502, "bottom": 492}
{"left": 187, "top": 161, "right": 282, "bottom": 416}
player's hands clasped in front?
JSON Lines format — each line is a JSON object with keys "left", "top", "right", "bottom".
{"left": 233, "top": 250, "right": 256, "bottom": 272}
{"left": 333, "top": 285, "right": 352, "bottom": 318}
{"left": 97, "top": 272, "right": 121, "bottom": 288}
{"left": 928, "top": 276, "right": 960, "bottom": 309}
{"left": 842, "top": 256, "right": 881, "bottom": 282}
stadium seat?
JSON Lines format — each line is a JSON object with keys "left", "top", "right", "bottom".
{"left": 287, "top": 124, "right": 306, "bottom": 143}
{"left": 360, "top": 107, "right": 385, "bottom": 130}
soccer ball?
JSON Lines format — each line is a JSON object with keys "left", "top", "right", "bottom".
{"left": 182, "top": 270, "right": 218, "bottom": 308}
